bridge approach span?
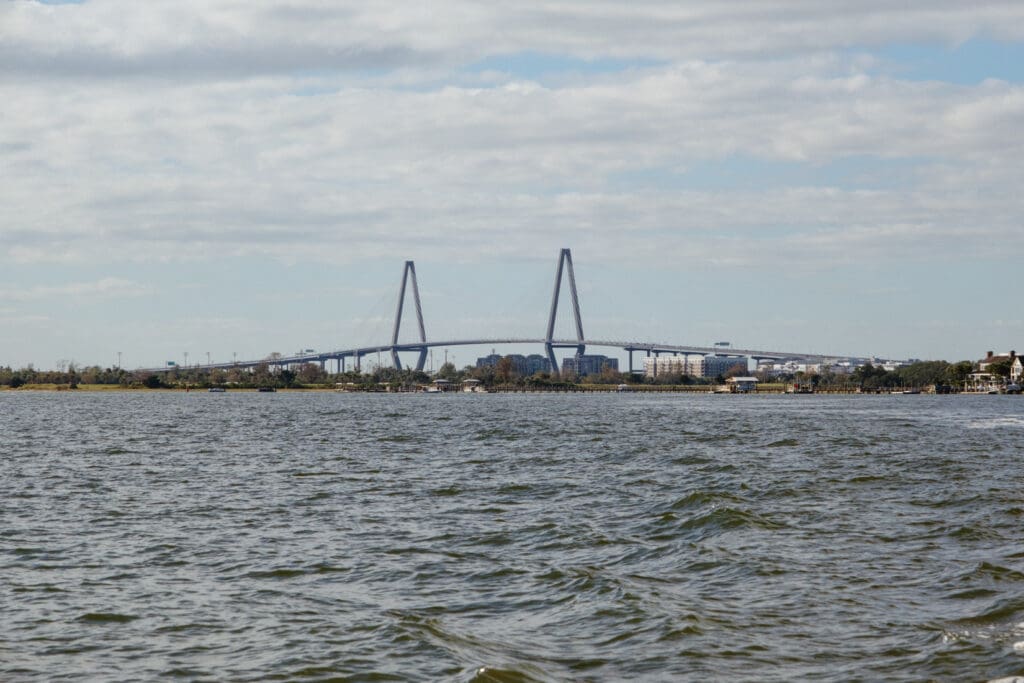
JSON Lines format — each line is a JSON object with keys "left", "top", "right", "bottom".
{"left": 147, "top": 338, "right": 853, "bottom": 374}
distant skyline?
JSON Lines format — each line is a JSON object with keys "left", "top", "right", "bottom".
{"left": 2, "top": 1, "right": 1023, "bottom": 369}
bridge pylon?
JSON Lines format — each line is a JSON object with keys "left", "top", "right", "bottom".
{"left": 544, "top": 248, "right": 585, "bottom": 375}
{"left": 391, "top": 260, "right": 428, "bottom": 371}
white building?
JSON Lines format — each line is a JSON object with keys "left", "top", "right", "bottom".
{"left": 643, "top": 354, "right": 746, "bottom": 379}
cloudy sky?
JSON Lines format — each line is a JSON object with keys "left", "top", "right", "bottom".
{"left": 2, "top": 1, "right": 1023, "bottom": 369}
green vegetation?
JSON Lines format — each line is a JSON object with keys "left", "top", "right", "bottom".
{"left": 0, "top": 356, "right": 1002, "bottom": 393}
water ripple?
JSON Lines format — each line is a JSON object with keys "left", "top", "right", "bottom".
{"left": 2, "top": 392, "right": 1023, "bottom": 680}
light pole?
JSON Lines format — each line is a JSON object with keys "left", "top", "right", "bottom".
{"left": 206, "top": 351, "right": 211, "bottom": 366}
{"left": 117, "top": 351, "right": 122, "bottom": 369}
{"left": 233, "top": 352, "right": 237, "bottom": 365}
{"left": 184, "top": 352, "right": 188, "bottom": 368}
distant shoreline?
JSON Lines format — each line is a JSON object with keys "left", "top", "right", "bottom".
{"left": 2, "top": 383, "right": 1018, "bottom": 395}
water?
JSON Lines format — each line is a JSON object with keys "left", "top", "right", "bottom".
{"left": 2, "top": 391, "right": 1024, "bottom": 681}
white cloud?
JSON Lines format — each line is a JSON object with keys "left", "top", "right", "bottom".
{"left": 0, "top": 277, "right": 152, "bottom": 301}
{"left": 3, "top": 1, "right": 1024, "bottom": 78}
{"left": 2, "top": 54, "right": 1022, "bottom": 269}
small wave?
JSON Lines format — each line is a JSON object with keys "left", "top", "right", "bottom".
{"left": 949, "top": 525, "right": 1002, "bottom": 542}
{"left": 246, "top": 568, "right": 306, "bottom": 579}
{"left": 848, "top": 474, "right": 886, "bottom": 483}
{"left": 947, "top": 588, "right": 999, "bottom": 600}
{"left": 378, "top": 434, "right": 415, "bottom": 442}
{"left": 967, "top": 417, "right": 1024, "bottom": 430}
{"left": 78, "top": 612, "right": 138, "bottom": 624}
{"left": 765, "top": 438, "right": 799, "bottom": 448}
{"left": 498, "top": 483, "right": 532, "bottom": 494}
{"left": 469, "top": 665, "right": 544, "bottom": 682}
{"left": 475, "top": 428, "right": 518, "bottom": 441}
{"left": 431, "top": 485, "right": 461, "bottom": 497}
{"left": 956, "top": 595, "right": 1024, "bottom": 626}
{"left": 963, "top": 561, "right": 1024, "bottom": 583}
{"left": 678, "top": 507, "right": 784, "bottom": 533}
{"left": 669, "top": 490, "right": 744, "bottom": 511}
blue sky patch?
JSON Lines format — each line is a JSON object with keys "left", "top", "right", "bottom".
{"left": 610, "top": 154, "right": 928, "bottom": 193}
{"left": 855, "top": 38, "right": 1024, "bottom": 84}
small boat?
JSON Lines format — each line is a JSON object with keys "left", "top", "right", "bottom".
{"left": 1007, "top": 383, "right": 1022, "bottom": 395}
{"left": 208, "top": 387, "right": 226, "bottom": 393}
{"left": 257, "top": 386, "right": 277, "bottom": 393}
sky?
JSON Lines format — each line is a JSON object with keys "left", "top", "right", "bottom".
{"left": 2, "top": 1, "right": 1023, "bottom": 370}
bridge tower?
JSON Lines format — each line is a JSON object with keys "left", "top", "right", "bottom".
{"left": 391, "top": 260, "right": 428, "bottom": 371}
{"left": 544, "top": 248, "right": 586, "bottom": 375}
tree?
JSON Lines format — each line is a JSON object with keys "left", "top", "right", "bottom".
{"left": 436, "top": 362, "right": 459, "bottom": 381}
{"left": 298, "top": 362, "right": 326, "bottom": 384}
{"left": 724, "top": 363, "right": 748, "bottom": 379}
{"left": 895, "top": 361, "right": 950, "bottom": 388}
{"left": 988, "top": 359, "right": 1012, "bottom": 379}
{"left": 495, "top": 356, "right": 514, "bottom": 384}
{"left": 946, "top": 361, "right": 975, "bottom": 385}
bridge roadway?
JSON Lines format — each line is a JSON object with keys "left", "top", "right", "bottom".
{"left": 148, "top": 338, "right": 858, "bottom": 374}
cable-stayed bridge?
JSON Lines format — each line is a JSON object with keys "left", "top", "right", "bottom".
{"left": 149, "top": 249, "right": 861, "bottom": 374}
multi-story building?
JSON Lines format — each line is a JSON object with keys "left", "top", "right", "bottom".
{"left": 515, "top": 354, "right": 551, "bottom": 376}
{"left": 643, "top": 354, "right": 746, "bottom": 379}
{"left": 475, "top": 353, "right": 551, "bottom": 376}
{"left": 476, "top": 354, "right": 503, "bottom": 368}
{"left": 561, "top": 354, "right": 618, "bottom": 377}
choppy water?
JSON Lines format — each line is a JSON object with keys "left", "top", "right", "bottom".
{"left": 3, "top": 392, "right": 1024, "bottom": 681}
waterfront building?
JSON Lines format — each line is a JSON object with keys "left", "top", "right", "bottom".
{"left": 518, "top": 354, "right": 551, "bottom": 376}
{"left": 475, "top": 353, "right": 551, "bottom": 376}
{"left": 978, "top": 350, "right": 1018, "bottom": 373}
{"left": 561, "top": 354, "right": 618, "bottom": 377}
{"left": 476, "top": 354, "right": 502, "bottom": 368}
{"left": 643, "top": 354, "right": 746, "bottom": 379}
{"left": 726, "top": 377, "right": 759, "bottom": 393}
{"left": 642, "top": 355, "right": 702, "bottom": 378}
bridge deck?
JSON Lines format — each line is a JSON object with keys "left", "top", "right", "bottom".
{"left": 145, "top": 338, "right": 858, "bottom": 372}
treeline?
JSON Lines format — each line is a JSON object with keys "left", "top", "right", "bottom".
{"left": 0, "top": 365, "right": 130, "bottom": 388}
{"left": 0, "top": 358, "right": 992, "bottom": 391}
{"left": 773, "top": 360, "right": 979, "bottom": 391}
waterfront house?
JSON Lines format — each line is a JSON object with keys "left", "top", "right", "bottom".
{"left": 978, "top": 350, "right": 1016, "bottom": 372}
{"left": 1012, "top": 355, "right": 1023, "bottom": 383}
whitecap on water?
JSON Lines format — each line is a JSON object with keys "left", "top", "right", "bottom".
{"left": 966, "top": 417, "right": 1024, "bottom": 430}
